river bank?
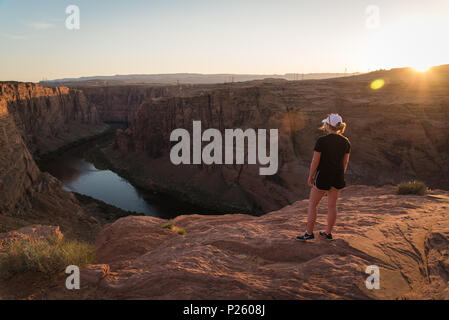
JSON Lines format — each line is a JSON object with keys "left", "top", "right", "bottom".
{"left": 94, "top": 143, "right": 257, "bottom": 215}
{"left": 37, "top": 123, "right": 219, "bottom": 219}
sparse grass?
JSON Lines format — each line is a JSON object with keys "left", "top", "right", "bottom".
{"left": 397, "top": 180, "right": 428, "bottom": 196}
{"left": 162, "top": 222, "right": 174, "bottom": 229}
{"left": 0, "top": 236, "right": 95, "bottom": 280}
{"left": 162, "top": 222, "right": 186, "bottom": 235}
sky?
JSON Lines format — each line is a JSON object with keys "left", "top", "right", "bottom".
{"left": 0, "top": 0, "right": 448, "bottom": 82}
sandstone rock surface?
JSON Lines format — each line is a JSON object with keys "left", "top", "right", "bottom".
{"left": 22, "top": 185, "right": 448, "bottom": 300}
{"left": 79, "top": 85, "right": 192, "bottom": 123}
{"left": 0, "top": 82, "right": 107, "bottom": 155}
{"left": 0, "top": 101, "right": 40, "bottom": 212}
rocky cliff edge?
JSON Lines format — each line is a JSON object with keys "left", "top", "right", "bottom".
{"left": 2, "top": 185, "right": 448, "bottom": 300}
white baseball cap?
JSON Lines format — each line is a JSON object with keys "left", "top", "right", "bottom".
{"left": 322, "top": 114, "right": 343, "bottom": 127}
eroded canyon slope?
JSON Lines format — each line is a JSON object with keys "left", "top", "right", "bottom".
{"left": 0, "top": 82, "right": 108, "bottom": 238}
{"left": 78, "top": 85, "right": 188, "bottom": 122}
{"left": 109, "top": 66, "right": 449, "bottom": 213}
{"left": 2, "top": 185, "right": 448, "bottom": 300}
{"left": 0, "top": 82, "right": 108, "bottom": 155}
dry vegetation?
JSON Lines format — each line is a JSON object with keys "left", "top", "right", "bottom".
{"left": 0, "top": 236, "right": 95, "bottom": 280}
{"left": 397, "top": 181, "right": 428, "bottom": 196}
{"left": 162, "top": 222, "right": 187, "bottom": 235}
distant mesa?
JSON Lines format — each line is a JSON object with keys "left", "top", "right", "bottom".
{"left": 40, "top": 72, "right": 361, "bottom": 87}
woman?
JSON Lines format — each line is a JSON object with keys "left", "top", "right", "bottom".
{"left": 297, "top": 113, "right": 351, "bottom": 241}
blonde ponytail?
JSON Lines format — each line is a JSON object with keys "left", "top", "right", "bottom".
{"left": 334, "top": 122, "right": 346, "bottom": 134}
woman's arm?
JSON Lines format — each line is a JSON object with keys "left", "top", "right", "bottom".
{"left": 308, "top": 151, "right": 321, "bottom": 187}
{"left": 343, "top": 153, "right": 350, "bottom": 173}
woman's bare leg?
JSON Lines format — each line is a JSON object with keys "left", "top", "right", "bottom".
{"left": 326, "top": 187, "right": 340, "bottom": 234}
{"left": 306, "top": 187, "right": 325, "bottom": 234}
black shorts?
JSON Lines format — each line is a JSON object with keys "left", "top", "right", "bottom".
{"left": 313, "top": 170, "right": 346, "bottom": 191}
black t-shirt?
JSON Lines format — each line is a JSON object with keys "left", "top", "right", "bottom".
{"left": 314, "top": 133, "right": 351, "bottom": 175}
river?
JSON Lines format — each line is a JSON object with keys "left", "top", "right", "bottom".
{"left": 39, "top": 134, "right": 210, "bottom": 219}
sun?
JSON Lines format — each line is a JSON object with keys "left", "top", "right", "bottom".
{"left": 412, "top": 64, "right": 432, "bottom": 72}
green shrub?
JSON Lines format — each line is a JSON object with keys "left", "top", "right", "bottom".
{"left": 0, "top": 236, "right": 95, "bottom": 280}
{"left": 397, "top": 181, "right": 428, "bottom": 196}
{"left": 162, "top": 222, "right": 174, "bottom": 229}
{"left": 162, "top": 222, "right": 186, "bottom": 236}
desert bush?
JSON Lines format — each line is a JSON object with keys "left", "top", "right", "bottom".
{"left": 397, "top": 181, "right": 428, "bottom": 196}
{"left": 162, "top": 222, "right": 186, "bottom": 235}
{"left": 162, "top": 222, "right": 174, "bottom": 229}
{"left": 0, "top": 236, "right": 95, "bottom": 280}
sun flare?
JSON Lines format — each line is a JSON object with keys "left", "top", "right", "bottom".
{"left": 413, "top": 65, "right": 431, "bottom": 72}
{"left": 370, "top": 79, "right": 385, "bottom": 90}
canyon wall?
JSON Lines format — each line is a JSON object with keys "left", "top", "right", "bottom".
{"left": 79, "top": 85, "right": 197, "bottom": 123}
{"left": 0, "top": 82, "right": 105, "bottom": 238}
{"left": 1, "top": 82, "right": 106, "bottom": 155}
{"left": 78, "top": 83, "right": 256, "bottom": 123}
{"left": 0, "top": 96, "right": 40, "bottom": 213}
{"left": 112, "top": 67, "right": 449, "bottom": 213}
